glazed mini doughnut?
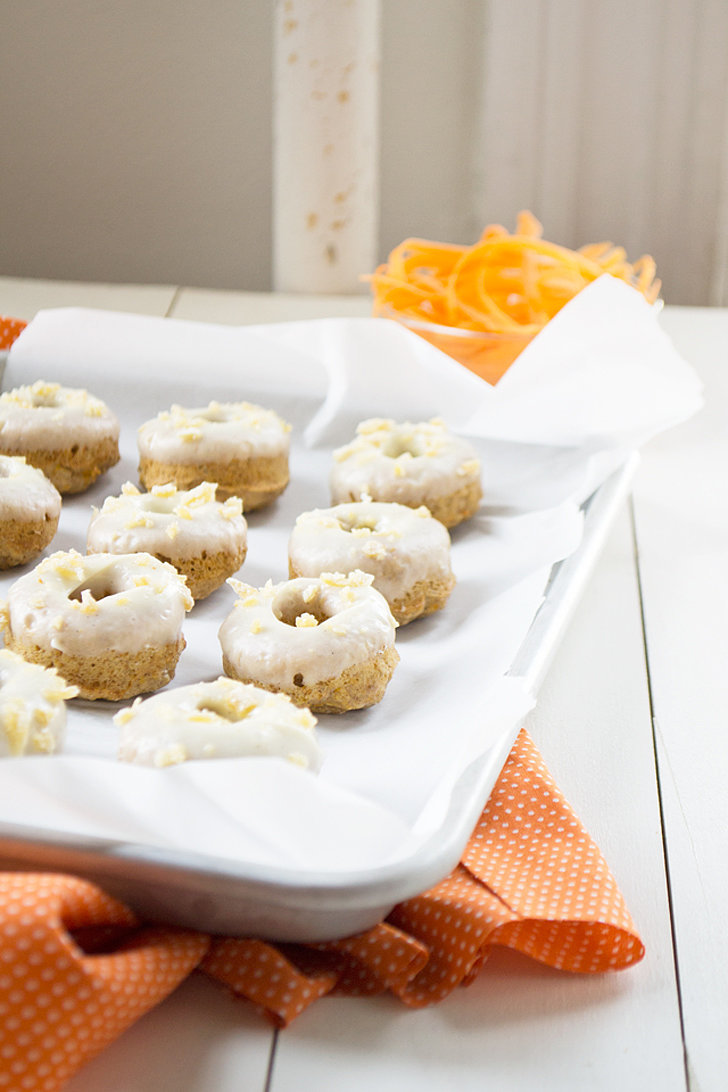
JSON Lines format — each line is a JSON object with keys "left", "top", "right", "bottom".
{"left": 0, "top": 454, "right": 62, "bottom": 569}
{"left": 0, "top": 380, "right": 120, "bottom": 494}
{"left": 115, "top": 677, "right": 321, "bottom": 770}
{"left": 138, "top": 400, "right": 291, "bottom": 509}
{"left": 288, "top": 499, "right": 455, "bottom": 625}
{"left": 87, "top": 481, "right": 248, "bottom": 600}
{"left": 330, "top": 417, "right": 482, "bottom": 528}
{"left": 219, "top": 570, "right": 399, "bottom": 714}
{"left": 0, "top": 648, "right": 78, "bottom": 757}
{"left": 1, "top": 549, "right": 193, "bottom": 701}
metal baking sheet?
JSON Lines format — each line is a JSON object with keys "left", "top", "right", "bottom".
{"left": 0, "top": 455, "right": 637, "bottom": 941}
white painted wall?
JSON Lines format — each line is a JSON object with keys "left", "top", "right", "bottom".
{"left": 1, "top": 1, "right": 726, "bottom": 304}
{"left": 471, "top": 0, "right": 728, "bottom": 306}
{"left": 0, "top": 1, "right": 273, "bottom": 290}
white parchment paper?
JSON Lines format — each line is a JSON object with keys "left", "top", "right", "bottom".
{"left": 0, "top": 277, "right": 702, "bottom": 878}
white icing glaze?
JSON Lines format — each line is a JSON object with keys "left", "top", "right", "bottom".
{"left": 330, "top": 417, "right": 481, "bottom": 509}
{"left": 138, "top": 400, "right": 291, "bottom": 465}
{"left": 0, "top": 455, "right": 61, "bottom": 522}
{"left": 218, "top": 570, "right": 397, "bottom": 690}
{"left": 87, "top": 481, "right": 248, "bottom": 562}
{"left": 288, "top": 500, "right": 453, "bottom": 604}
{"left": 4, "top": 549, "right": 193, "bottom": 657}
{"left": 0, "top": 648, "right": 77, "bottom": 757}
{"left": 0, "top": 381, "right": 120, "bottom": 453}
{"left": 115, "top": 677, "right": 321, "bottom": 769}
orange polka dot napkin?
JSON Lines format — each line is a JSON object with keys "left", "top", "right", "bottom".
{"left": 0, "top": 729, "right": 644, "bottom": 1090}
{"left": 0, "top": 874, "right": 208, "bottom": 1092}
{"left": 205, "top": 729, "right": 643, "bottom": 1024}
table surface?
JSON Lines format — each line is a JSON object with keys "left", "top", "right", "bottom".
{"left": 1, "top": 275, "right": 725, "bottom": 1092}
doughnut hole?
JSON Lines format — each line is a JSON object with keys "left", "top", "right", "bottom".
{"left": 30, "top": 389, "right": 61, "bottom": 408}
{"left": 68, "top": 567, "right": 130, "bottom": 603}
{"left": 337, "top": 512, "right": 380, "bottom": 535}
{"left": 382, "top": 433, "right": 424, "bottom": 459}
{"left": 197, "top": 698, "right": 253, "bottom": 722}
{"left": 141, "top": 494, "right": 178, "bottom": 515}
{"left": 272, "top": 586, "right": 332, "bottom": 627}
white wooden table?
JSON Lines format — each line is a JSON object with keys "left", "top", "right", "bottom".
{"left": 1, "top": 276, "right": 724, "bottom": 1091}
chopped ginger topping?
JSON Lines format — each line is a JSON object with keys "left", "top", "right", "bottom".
{"left": 79, "top": 589, "right": 98, "bottom": 614}
{"left": 126, "top": 513, "right": 154, "bottom": 529}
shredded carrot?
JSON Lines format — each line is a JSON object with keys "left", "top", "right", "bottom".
{"left": 365, "top": 212, "right": 661, "bottom": 337}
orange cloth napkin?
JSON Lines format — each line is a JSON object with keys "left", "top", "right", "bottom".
{"left": 0, "top": 729, "right": 644, "bottom": 1091}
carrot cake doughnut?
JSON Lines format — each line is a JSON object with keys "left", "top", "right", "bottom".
{"left": 115, "top": 677, "right": 321, "bottom": 770}
{"left": 0, "top": 380, "right": 120, "bottom": 494}
{"left": 330, "top": 417, "right": 482, "bottom": 528}
{"left": 87, "top": 481, "right": 248, "bottom": 600}
{"left": 0, "top": 454, "right": 62, "bottom": 569}
{"left": 1, "top": 549, "right": 193, "bottom": 701}
{"left": 0, "top": 648, "right": 78, "bottom": 757}
{"left": 137, "top": 400, "right": 291, "bottom": 510}
{"left": 219, "top": 570, "right": 399, "bottom": 714}
{"left": 288, "top": 499, "right": 455, "bottom": 625}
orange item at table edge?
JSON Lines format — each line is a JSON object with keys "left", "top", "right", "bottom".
{"left": 0, "top": 316, "right": 27, "bottom": 352}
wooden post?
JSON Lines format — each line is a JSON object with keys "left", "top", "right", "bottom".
{"left": 272, "top": 0, "right": 381, "bottom": 293}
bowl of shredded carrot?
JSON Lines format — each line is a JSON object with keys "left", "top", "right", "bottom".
{"left": 365, "top": 211, "right": 661, "bottom": 385}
